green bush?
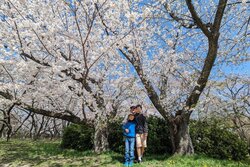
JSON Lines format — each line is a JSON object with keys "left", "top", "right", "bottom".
{"left": 190, "top": 120, "right": 248, "bottom": 160}
{"left": 108, "top": 118, "right": 124, "bottom": 153}
{"left": 61, "top": 123, "right": 94, "bottom": 151}
{"left": 147, "top": 116, "right": 172, "bottom": 154}
{"left": 107, "top": 116, "right": 172, "bottom": 155}
{"left": 60, "top": 116, "right": 248, "bottom": 161}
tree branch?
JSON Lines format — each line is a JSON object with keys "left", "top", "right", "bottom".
{"left": 212, "top": 0, "right": 228, "bottom": 34}
{"left": 18, "top": 103, "right": 84, "bottom": 124}
{"left": 21, "top": 52, "right": 50, "bottom": 67}
{"left": 0, "top": 90, "right": 13, "bottom": 100}
{"left": 185, "top": 0, "right": 211, "bottom": 37}
{"left": 119, "top": 47, "right": 169, "bottom": 119}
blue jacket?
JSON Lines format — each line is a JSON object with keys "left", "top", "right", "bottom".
{"left": 122, "top": 121, "right": 136, "bottom": 138}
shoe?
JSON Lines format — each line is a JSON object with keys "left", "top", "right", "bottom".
{"left": 123, "top": 162, "right": 129, "bottom": 167}
{"left": 129, "top": 161, "right": 134, "bottom": 166}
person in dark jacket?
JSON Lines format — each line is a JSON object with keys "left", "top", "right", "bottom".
{"left": 122, "top": 114, "right": 136, "bottom": 167}
{"left": 122, "top": 106, "right": 136, "bottom": 124}
{"left": 134, "top": 104, "right": 148, "bottom": 163}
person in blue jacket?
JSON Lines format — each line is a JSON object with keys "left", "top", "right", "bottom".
{"left": 122, "top": 114, "right": 136, "bottom": 167}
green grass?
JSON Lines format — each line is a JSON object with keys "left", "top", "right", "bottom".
{"left": 0, "top": 139, "right": 249, "bottom": 167}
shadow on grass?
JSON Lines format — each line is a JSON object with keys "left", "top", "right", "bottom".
{"left": 144, "top": 153, "right": 170, "bottom": 161}
{"left": 110, "top": 154, "right": 124, "bottom": 163}
{"left": 0, "top": 139, "right": 95, "bottom": 166}
{"left": 107, "top": 151, "right": 170, "bottom": 164}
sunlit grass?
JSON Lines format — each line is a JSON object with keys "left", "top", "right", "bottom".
{"left": 0, "top": 139, "right": 249, "bottom": 167}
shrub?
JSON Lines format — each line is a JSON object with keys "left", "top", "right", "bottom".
{"left": 146, "top": 116, "right": 172, "bottom": 154}
{"left": 61, "top": 123, "right": 94, "bottom": 151}
{"left": 108, "top": 116, "right": 172, "bottom": 155}
{"left": 190, "top": 120, "right": 248, "bottom": 160}
{"left": 60, "top": 116, "right": 248, "bottom": 161}
{"left": 108, "top": 118, "right": 124, "bottom": 153}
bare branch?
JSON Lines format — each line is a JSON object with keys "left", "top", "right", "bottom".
{"left": 21, "top": 52, "right": 50, "bottom": 67}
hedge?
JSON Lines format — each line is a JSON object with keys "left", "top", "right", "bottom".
{"left": 61, "top": 116, "right": 248, "bottom": 160}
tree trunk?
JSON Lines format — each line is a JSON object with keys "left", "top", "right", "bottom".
{"left": 34, "top": 115, "right": 45, "bottom": 140}
{"left": 0, "top": 124, "right": 5, "bottom": 138}
{"left": 6, "top": 106, "right": 13, "bottom": 142}
{"left": 6, "top": 125, "right": 12, "bottom": 142}
{"left": 169, "top": 112, "right": 194, "bottom": 155}
{"left": 29, "top": 113, "right": 35, "bottom": 139}
{"left": 93, "top": 112, "right": 109, "bottom": 153}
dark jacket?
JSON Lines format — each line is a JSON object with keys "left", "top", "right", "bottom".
{"left": 135, "top": 113, "right": 148, "bottom": 134}
{"left": 122, "top": 120, "right": 136, "bottom": 138}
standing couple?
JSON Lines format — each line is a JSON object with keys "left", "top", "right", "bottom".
{"left": 122, "top": 105, "right": 148, "bottom": 167}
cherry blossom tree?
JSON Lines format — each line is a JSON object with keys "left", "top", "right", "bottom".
{"left": 0, "top": 0, "right": 249, "bottom": 155}
{"left": 117, "top": 0, "right": 249, "bottom": 154}
{"left": 0, "top": 0, "right": 138, "bottom": 152}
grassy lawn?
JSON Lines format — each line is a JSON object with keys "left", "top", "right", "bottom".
{"left": 0, "top": 139, "right": 249, "bottom": 167}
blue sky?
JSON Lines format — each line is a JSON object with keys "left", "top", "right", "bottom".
{"left": 221, "top": 61, "right": 250, "bottom": 76}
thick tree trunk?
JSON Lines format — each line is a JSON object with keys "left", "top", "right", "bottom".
{"left": 169, "top": 123, "right": 176, "bottom": 153}
{"left": 169, "top": 112, "right": 194, "bottom": 155}
{"left": 93, "top": 113, "right": 109, "bottom": 153}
